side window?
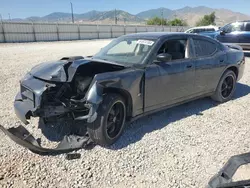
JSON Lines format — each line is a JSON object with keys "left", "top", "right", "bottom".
{"left": 245, "top": 23, "right": 250, "bottom": 31}
{"left": 207, "top": 28, "right": 215, "bottom": 32}
{"left": 187, "top": 29, "right": 194, "bottom": 33}
{"left": 223, "top": 22, "right": 244, "bottom": 33}
{"left": 157, "top": 39, "right": 189, "bottom": 61}
{"left": 193, "top": 39, "right": 217, "bottom": 57}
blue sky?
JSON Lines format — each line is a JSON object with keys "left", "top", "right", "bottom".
{"left": 0, "top": 0, "right": 249, "bottom": 19}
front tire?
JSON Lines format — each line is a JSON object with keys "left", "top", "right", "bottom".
{"left": 87, "top": 93, "right": 126, "bottom": 146}
{"left": 211, "top": 70, "right": 236, "bottom": 102}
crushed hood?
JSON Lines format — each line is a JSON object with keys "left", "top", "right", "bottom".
{"left": 30, "top": 60, "right": 69, "bottom": 82}
{"left": 29, "top": 58, "right": 126, "bottom": 82}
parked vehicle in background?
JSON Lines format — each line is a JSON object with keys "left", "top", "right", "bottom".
{"left": 201, "top": 21, "right": 250, "bottom": 50}
{"left": 185, "top": 25, "right": 219, "bottom": 34}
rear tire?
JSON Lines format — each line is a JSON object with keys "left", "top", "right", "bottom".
{"left": 211, "top": 70, "right": 236, "bottom": 102}
{"left": 87, "top": 93, "right": 126, "bottom": 146}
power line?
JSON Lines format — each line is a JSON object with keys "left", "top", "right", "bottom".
{"left": 70, "top": 2, "right": 74, "bottom": 23}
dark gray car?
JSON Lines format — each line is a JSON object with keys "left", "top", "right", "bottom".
{"left": 0, "top": 32, "right": 245, "bottom": 153}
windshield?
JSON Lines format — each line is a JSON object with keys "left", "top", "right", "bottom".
{"left": 93, "top": 37, "right": 156, "bottom": 65}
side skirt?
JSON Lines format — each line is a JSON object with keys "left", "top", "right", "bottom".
{"left": 129, "top": 91, "right": 214, "bottom": 123}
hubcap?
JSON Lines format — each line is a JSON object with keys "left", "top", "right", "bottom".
{"left": 106, "top": 101, "right": 125, "bottom": 139}
{"left": 221, "top": 75, "right": 234, "bottom": 98}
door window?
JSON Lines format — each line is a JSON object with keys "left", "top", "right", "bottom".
{"left": 193, "top": 39, "right": 217, "bottom": 57}
{"left": 223, "top": 22, "right": 244, "bottom": 33}
{"left": 157, "top": 39, "right": 189, "bottom": 61}
{"left": 186, "top": 29, "right": 194, "bottom": 33}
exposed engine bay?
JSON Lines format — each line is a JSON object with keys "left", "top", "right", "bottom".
{"left": 25, "top": 56, "right": 126, "bottom": 124}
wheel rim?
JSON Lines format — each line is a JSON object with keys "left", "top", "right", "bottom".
{"left": 221, "top": 75, "right": 234, "bottom": 98}
{"left": 106, "top": 101, "right": 125, "bottom": 139}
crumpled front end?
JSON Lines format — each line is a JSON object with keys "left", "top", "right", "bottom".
{"left": 1, "top": 57, "right": 127, "bottom": 154}
{"left": 14, "top": 73, "right": 48, "bottom": 124}
{"left": 14, "top": 73, "right": 99, "bottom": 125}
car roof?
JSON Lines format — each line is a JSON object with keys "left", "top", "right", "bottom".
{"left": 123, "top": 32, "right": 195, "bottom": 39}
{"left": 235, "top": 20, "right": 250, "bottom": 23}
{"left": 187, "top": 26, "right": 219, "bottom": 30}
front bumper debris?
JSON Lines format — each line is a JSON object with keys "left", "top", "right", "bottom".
{"left": 207, "top": 152, "right": 250, "bottom": 188}
{"left": 14, "top": 92, "right": 35, "bottom": 125}
{"left": 0, "top": 124, "right": 92, "bottom": 154}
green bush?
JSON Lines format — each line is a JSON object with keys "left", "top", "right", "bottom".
{"left": 147, "top": 17, "right": 167, "bottom": 25}
{"left": 196, "top": 12, "right": 216, "bottom": 26}
{"left": 147, "top": 17, "right": 187, "bottom": 26}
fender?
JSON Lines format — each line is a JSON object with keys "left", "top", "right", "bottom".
{"left": 85, "top": 68, "right": 145, "bottom": 118}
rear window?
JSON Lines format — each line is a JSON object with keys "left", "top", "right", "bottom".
{"left": 206, "top": 28, "right": 215, "bottom": 32}
{"left": 245, "top": 23, "right": 250, "bottom": 31}
{"left": 193, "top": 39, "right": 217, "bottom": 57}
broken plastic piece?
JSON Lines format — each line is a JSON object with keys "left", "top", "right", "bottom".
{"left": 0, "top": 124, "right": 92, "bottom": 154}
{"left": 65, "top": 153, "right": 81, "bottom": 160}
{"left": 207, "top": 152, "right": 250, "bottom": 188}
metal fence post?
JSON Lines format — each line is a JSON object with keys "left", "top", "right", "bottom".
{"left": 32, "top": 22, "right": 36, "bottom": 42}
{"left": 78, "top": 24, "right": 80, "bottom": 40}
{"left": 124, "top": 25, "right": 126, "bottom": 35}
{"left": 97, "top": 24, "right": 99, "bottom": 39}
{"left": 56, "top": 23, "right": 59, "bottom": 41}
{"left": 135, "top": 25, "right": 137, "bottom": 33}
{"left": 1, "top": 21, "right": 6, "bottom": 43}
{"left": 111, "top": 25, "right": 113, "bottom": 38}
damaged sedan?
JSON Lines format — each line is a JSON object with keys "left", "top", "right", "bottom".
{"left": 0, "top": 32, "right": 245, "bottom": 153}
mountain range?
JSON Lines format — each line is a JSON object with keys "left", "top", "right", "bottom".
{"left": 11, "top": 6, "right": 250, "bottom": 26}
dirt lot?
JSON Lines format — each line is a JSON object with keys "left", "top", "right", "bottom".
{"left": 0, "top": 40, "right": 250, "bottom": 188}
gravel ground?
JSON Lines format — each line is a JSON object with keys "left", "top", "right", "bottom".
{"left": 0, "top": 40, "right": 250, "bottom": 188}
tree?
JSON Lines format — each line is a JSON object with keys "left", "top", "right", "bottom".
{"left": 147, "top": 17, "right": 168, "bottom": 26}
{"left": 168, "top": 18, "right": 187, "bottom": 26}
{"left": 196, "top": 12, "right": 216, "bottom": 26}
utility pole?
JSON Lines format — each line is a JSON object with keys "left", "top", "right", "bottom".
{"left": 8, "top": 13, "right": 11, "bottom": 21}
{"left": 0, "top": 14, "right": 2, "bottom": 22}
{"left": 161, "top": 8, "right": 164, "bottom": 27}
{"left": 70, "top": 2, "right": 74, "bottom": 23}
{"left": 114, "top": 9, "right": 117, "bottom": 25}
{"left": 174, "top": 11, "right": 177, "bottom": 19}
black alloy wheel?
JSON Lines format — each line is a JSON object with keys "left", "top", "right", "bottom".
{"left": 221, "top": 75, "right": 234, "bottom": 99}
{"left": 106, "top": 101, "right": 126, "bottom": 139}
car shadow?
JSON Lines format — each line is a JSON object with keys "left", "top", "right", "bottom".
{"left": 38, "top": 83, "right": 250, "bottom": 151}
{"left": 38, "top": 118, "right": 87, "bottom": 142}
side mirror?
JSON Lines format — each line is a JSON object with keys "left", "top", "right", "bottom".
{"left": 156, "top": 53, "right": 172, "bottom": 63}
{"left": 220, "top": 30, "right": 226, "bottom": 35}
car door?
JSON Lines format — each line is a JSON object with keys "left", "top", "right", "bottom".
{"left": 217, "top": 22, "right": 244, "bottom": 43}
{"left": 144, "top": 37, "right": 196, "bottom": 112}
{"left": 192, "top": 37, "right": 227, "bottom": 94}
